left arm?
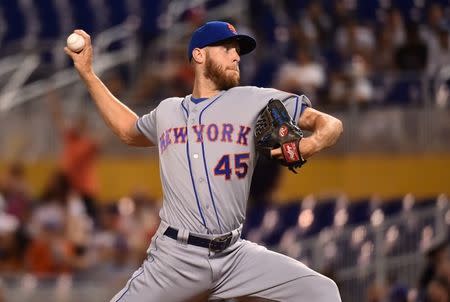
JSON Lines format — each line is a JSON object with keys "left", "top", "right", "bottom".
{"left": 297, "top": 107, "right": 343, "bottom": 159}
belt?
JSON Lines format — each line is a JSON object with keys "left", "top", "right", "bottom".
{"left": 163, "top": 226, "right": 233, "bottom": 253}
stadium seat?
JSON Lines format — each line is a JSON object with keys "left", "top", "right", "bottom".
{"left": 69, "top": 0, "right": 96, "bottom": 34}
{"left": 347, "top": 199, "right": 371, "bottom": 225}
{"left": 0, "top": 0, "right": 26, "bottom": 44}
{"left": 384, "top": 77, "right": 423, "bottom": 105}
{"left": 34, "top": 0, "right": 60, "bottom": 39}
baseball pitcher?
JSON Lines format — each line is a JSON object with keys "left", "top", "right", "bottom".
{"left": 65, "top": 21, "right": 343, "bottom": 302}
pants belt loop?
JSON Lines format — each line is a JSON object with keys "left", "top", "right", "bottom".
{"left": 157, "top": 220, "right": 170, "bottom": 236}
{"left": 177, "top": 229, "right": 189, "bottom": 246}
{"left": 230, "top": 226, "right": 242, "bottom": 245}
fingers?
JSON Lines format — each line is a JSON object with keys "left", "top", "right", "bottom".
{"left": 270, "top": 148, "right": 282, "bottom": 158}
{"left": 74, "top": 29, "right": 92, "bottom": 46}
{"left": 74, "top": 29, "right": 90, "bottom": 39}
{"left": 64, "top": 47, "right": 75, "bottom": 59}
{"left": 64, "top": 29, "right": 94, "bottom": 77}
{"left": 64, "top": 29, "right": 92, "bottom": 59}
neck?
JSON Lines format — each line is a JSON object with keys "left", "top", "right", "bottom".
{"left": 192, "top": 74, "right": 221, "bottom": 99}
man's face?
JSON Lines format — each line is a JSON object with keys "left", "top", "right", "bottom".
{"left": 204, "top": 40, "right": 241, "bottom": 90}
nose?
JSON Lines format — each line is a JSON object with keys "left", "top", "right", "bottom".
{"left": 232, "top": 48, "right": 240, "bottom": 63}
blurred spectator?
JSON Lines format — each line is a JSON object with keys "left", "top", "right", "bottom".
{"left": 115, "top": 191, "right": 160, "bottom": 266}
{"left": 25, "top": 171, "right": 92, "bottom": 277}
{"left": 374, "top": 26, "right": 396, "bottom": 73}
{"left": 0, "top": 162, "right": 32, "bottom": 224}
{"left": 298, "top": 1, "right": 333, "bottom": 48}
{"left": 395, "top": 23, "right": 428, "bottom": 72}
{"left": 335, "top": 17, "right": 375, "bottom": 61}
{"left": 0, "top": 210, "right": 24, "bottom": 273}
{"left": 367, "top": 280, "right": 388, "bottom": 302}
{"left": 92, "top": 204, "right": 123, "bottom": 270}
{"left": 388, "top": 286, "right": 409, "bottom": 302}
{"left": 385, "top": 8, "right": 406, "bottom": 47}
{"left": 347, "top": 55, "right": 374, "bottom": 104}
{"left": 418, "top": 235, "right": 450, "bottom": 301}
{"left": 275, "top": 47, "right": 325, "bottom": 98}
{"left": 132, "top": 45, "right": 194, "bottom": 103}
{"left": 47, "top": 93, "right": 100, "bottom": 221}
{"left": 420, "top": 3, "right": 446, "bottom": 48}
{"left": 427, "top": 25, "right": 450, "bottom": 76}
{"left": 426, "top": 277, "right": 449, "bottom": 302}
{"left": 426, "top": 24, "right": 450, "bottom": 108}
{"left": 330, "top": 0, "right": 355, "bottom": 28}
{"left": 386, "top": 273, "right": 409, "bottom": 302}
{"left": 374, "top": 8, "right": 406, "bottom": 73}
{"left": 328, "top": 55, "right": 373, "bottom": 106}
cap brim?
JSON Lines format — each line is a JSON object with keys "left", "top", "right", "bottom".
{"left": 234, "top": 35, "right": 256, "bottom": 55}
{"left": 211, "top": 35, "right": 256, "bottom": 56}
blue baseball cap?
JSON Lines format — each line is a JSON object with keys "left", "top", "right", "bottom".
{"left": 188, "top": 21, "right": 256, "bottom": 60}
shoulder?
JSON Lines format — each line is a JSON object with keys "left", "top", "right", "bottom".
{"left": 225, "top": 86, "right": 282, "bottom": 99}
{"left": 149, "top": 97, "right": 185, "bottom": 113}
{"left": 157, "top": 96, "right": 184, "bottom": 107}
{"left": 227, "top": 86, "right": 272, "bottom": 94}
{"left": 229, "top": 86, "right": 310, "bottom": 104}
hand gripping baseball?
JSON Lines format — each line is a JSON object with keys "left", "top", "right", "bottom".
{"left": 255, "top": 99, "right": 307, "bottom": 173}
{"left": 64, "top": 30, "right": 94, "bottom": 78}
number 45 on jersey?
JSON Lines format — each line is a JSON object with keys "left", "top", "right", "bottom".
{"left": 214, "top": 153, "right": 250, "bottom": 180}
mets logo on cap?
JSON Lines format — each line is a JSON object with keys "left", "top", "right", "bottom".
{"left": 227, "top": 23, "right": 237, "bottom": 34}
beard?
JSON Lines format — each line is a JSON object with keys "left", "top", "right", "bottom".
{"left": 204, "top": 54, "right": 240, "bottom": 90}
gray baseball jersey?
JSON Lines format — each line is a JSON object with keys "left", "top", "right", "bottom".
{"left": 111, "top": 86, "right": 342, "bottom": 302}
{"left": 136, "top": 86, "right": 311, "bottom": 235}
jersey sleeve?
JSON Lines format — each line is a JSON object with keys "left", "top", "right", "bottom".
{"left": 282, "top": 94, "right": 311, "bottom": 125}
{"left": 254, "top": 87, "right": 312, "bottom": 124}
{"left": 136, "top": 108, "right": 158, "bottom": 144}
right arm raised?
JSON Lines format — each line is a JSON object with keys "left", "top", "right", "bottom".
{"left": 64, "top": 30, "right": 153, "bottom": 147}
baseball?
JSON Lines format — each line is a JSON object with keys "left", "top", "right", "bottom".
{"left": 67, "top": 33, "right": 85, "bottom": 53}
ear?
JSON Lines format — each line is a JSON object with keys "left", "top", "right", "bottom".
{"left": 192, "top": 48, "right": 205, "bottom": 64}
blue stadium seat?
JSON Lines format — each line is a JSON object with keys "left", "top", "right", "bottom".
{"left": 205, "top": 0, "right": 232, "bottom": 10}
{"left": 347, "top": 199, "right": 371, "bottom": 225}
{"left": 357, "top": 1, "right": 380, "bottom": 22}
{"left": 70, "top": 0, "right": 96, "bottom": 34}
{"left": 381, "top": 198, "right": 403, "bottom": 217}
{"left": 308, "top": 199, "right": 336, "bottom": 236}
{"left": 242, "top": 201, "right": 269, "bottom": 238}
{"left": 106, "top": 0, "right": 129, "bottom": 27}
{"left": 139, "top": 0, "right": 163, "bottom": 43}
{"left": 384, "top": 77, "right": 423, "bottom": 105}
{"left": 280, "top": 202, "right": 302, "bottom": 229}
{"left": 0, "top": 0, "right": 27, "bottom": 44}
{"left": 263, "top": 203, "right": 300, "bottom": 245}
{"left": 34, "top": 0, "right": 60, "bottom": 39}
{"left": 251, "top": 59, "right": 280, "bottom": 88}
{"left": 416, "top": 197, "right": 437, "bottom": 209}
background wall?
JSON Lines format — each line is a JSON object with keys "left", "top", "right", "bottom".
{"left": 2, "top": 154, "right": 448, "bottom": 202}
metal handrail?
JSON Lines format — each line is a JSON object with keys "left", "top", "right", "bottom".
{"left": 0, "top": 19, "right": 140, "bottom": 113}
{"left": 0, "top": 54, "right": 27, "bottom": 78}
{"left": 0, "top": 0, "right": 245, "bottom": 114}
{"left": 0, "top": 49, "right": 137, "bottom": 113}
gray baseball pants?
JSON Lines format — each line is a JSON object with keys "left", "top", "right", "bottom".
{"left": 110, "top": 222, "right": 341, "bottom": 302}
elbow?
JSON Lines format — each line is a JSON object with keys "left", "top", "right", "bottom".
{"left": 121, "top": 135, "right": 136, "bottom": 146}
{"left": 116, "top": 131, "right": 132, "bottom": 145}
{"left": 118, "top": 118, "right": 140, "bottom": 146}
{"left": 117, "top": 127, "right": 136, "bottom": 146}
{"left": 335, "top": 118, "right": 344, "bottom": 137}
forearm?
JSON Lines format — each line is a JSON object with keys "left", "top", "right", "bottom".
{"left": 300, "top": 115, "right": 343, "bottom": 158}
{"left": 82, "top": 72, "right": 138, "bottom": 143}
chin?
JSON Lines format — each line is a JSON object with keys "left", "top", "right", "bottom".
{"left": 229, "top": 73, "right": 240, "bottom": 84}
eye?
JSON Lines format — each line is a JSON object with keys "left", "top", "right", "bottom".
{"left": 224, "top": 43, "right": 240, "bottom": 55}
